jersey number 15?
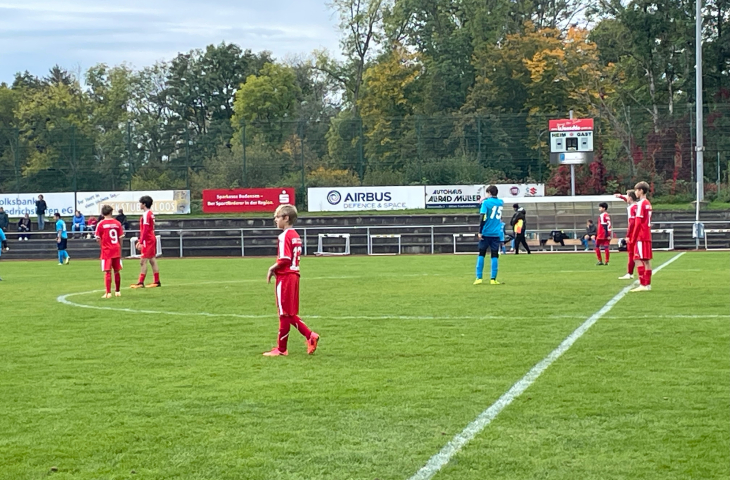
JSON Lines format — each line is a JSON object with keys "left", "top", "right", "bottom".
{"left": 489, "top": 206, "right": 503, "bottom": 220}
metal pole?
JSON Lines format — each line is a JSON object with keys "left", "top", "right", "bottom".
{"left": 242, "top": 122, "right": 247, "bottom": 187}
{"left": 299, "top": 121, "right": 306, "bottom": 195}
{"left": 430, "top": 225, "right": 434, "bottom": 254}
{"left": 127, "top": 121, "right": 133, "bottom": 190}
{"left": 694, "top": 0, "right": 705, "bottom": 247}
{"left": 179, "top": 231, "right": 183, "bottom": 258}
{"left": 241, "top": 229, "right": 245, "bottom": 257}
{"left": 569, "top": 110, "right": 575, "bottom": 196}
{"left": 14, "top": 128, "right": 20, "bottom": 191}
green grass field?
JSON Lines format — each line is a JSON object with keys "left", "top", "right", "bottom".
{"left": 0, "top": 252, "right": 728, "bottom": 480}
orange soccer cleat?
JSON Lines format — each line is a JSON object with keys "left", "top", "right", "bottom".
{"left": 307, "top": 333, "right": 320, "bottom": 355}
{"left": 146, "top": 282, "right": 162, "bottom": 288}
{"left": 262, "top": 348, "right": 288, "bottom": 357}
{"left": 130, "top": 283, "right": 145, "bottom": 289}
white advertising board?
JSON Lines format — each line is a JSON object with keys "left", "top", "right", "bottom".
{"left": 308, "top": 186, "right": 425, "bottom": 212}
{"left": 0, "top": 192, "right": 75, "bottom": 217}
{"left": 426, "top": 184, "right": 545, "bottom": 208}
{"left": 76, "top": 190, "right": 191, "bottom": 216}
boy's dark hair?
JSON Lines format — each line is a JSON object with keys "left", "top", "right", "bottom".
{"left": 101, "top": 205, "right": 114, "bottom": 216}
{"left": 635, "top": 181, "right": 650, "bottom": 195}
{"left": 627, "top": 190, "right": 638, "bottom": 202}
{"left": 599, "top": 202, "right": 608, "bottom": 210}
{"left": 54, "top": 212, "right": 61, "bottom": 218}
{"left": 139, "top": 196, "right": 153, "bottom": 209}
{"left": 587, "top": 219, "right": 594, "bottom": 224}
{"left": 513, "top": 203, "right": 519, "bottom": 210}
{"left": 486, "top": 185, "right": 498, "bottom": 196}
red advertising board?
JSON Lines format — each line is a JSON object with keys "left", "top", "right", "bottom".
{"left": 548, "top": 118, "right": 594, "bottom": 132}
{"left": 202, "top": 188, "right": 296, "bottom": 213}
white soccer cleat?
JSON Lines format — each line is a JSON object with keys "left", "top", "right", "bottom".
{"left": 630, "top": 285, "right": 651, "bottom": 292}
{"left": 102, "top": 293, "right": 112, "bottom": 299}
{"left": 114, "top": 292, "right": 121, "bottom": 297}
{"left": 618, "top": 273, "right": 633, "bottom": 280}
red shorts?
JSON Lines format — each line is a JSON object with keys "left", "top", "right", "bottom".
{"left": 275, "top": 274, "right": 300, "bottom": 316}
{"left": 596, "top": 239, "right": 611, "bottom": 247}
{"left": 634, "top": 240, "right": 653, "bottom": 260}
{"left": 101, "top": 257, "right": 123, "bottom": 271}
{"left": 141, "top": 239, "right": 157, "bottom": 259}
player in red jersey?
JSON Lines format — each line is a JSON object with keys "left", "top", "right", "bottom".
{"left": 630, "top": 181, "right": 653, "bottom": 292}
{"left": 615, "top": 190, "right": 639, "bottom": 279}
{"left": 95, "top": 205, "right": 124, "bottom": 298}
{"left": 595, "top": 202, "right": 612, "bottom": 266}
{"left": 263, "top": 204, "right": 319, "bottom": 356}
{"left": 130, "top": 195, "right": 161, "bottom": 288}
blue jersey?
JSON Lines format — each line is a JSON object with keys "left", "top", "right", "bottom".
{"left": 56, "top": 219, "right": 68, "bottom": 239}
{"left": 479, "top": 197, "right": 504, "bottom": 237}
{"left": 0, "top": 228, "right": 5, "bottom": 257}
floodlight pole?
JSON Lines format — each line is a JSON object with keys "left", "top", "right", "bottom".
{"left": 569, "top": 110, "right": 575, "bottom": 196}
{"left": 694, "top": 0, "right": 705, "bottom": 247}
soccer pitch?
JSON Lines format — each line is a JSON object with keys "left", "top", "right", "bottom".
{"left": 1, "top": 252, "right": 728, "bottom": 480}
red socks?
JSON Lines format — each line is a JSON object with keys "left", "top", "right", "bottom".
{"left": 277, "top": 315, "right": 312, "bottom": 351}
{"left": 627, "top": 256, "right": 635, "bottom": 275}
{"left": 637, "top": 264, "right": 646, "bottom": 285}
{"left": 154, "top": 272, "right": 160, "bottom": 283}
{"left": 644, "top": 269, "right": 652, "bottom": 286}
{"left": 104, "top": 271, "right": 112, "bottom": 294}
{"left": 138, "top": 273, "right": 146, "bottom": 284}
{"left": 114, "top": 271, "right": 121, "bottom": 292}
{"left": 604, "top": 248, "right": 610, "bottom": 264}
{"left": 595, "top": 248, "right": 603, "bottom": 262}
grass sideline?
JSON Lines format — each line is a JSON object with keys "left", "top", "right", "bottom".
{"left": 1, "top": 253, "right": 728, "bottom": 479}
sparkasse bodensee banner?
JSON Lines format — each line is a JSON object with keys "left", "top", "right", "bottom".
{"left": 308, "top": 186, "right": 425, "bottom": 212}
{"left": 0, "top": 192, "right": 75, "bottom": 217}
{"left": 202, "top": 188, "right": 295, "bottom": 213}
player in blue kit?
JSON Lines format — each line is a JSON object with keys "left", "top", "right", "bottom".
{"left": 54, "top": 212, "right": 70, "bottom": 265}
{"left": 474, "top": 185, "right": 504, "bottom": 285}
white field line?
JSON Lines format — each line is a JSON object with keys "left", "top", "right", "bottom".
{"left": 408, "top": 252, "right": 686, "bottom": 480}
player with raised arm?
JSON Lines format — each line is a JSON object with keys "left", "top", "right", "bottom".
{"left": 630, "top": 181, "right": 653, "bottom": 292}
{"left": 595, "top": 202, "right": 612, "bottom": 266}
{"left": 131, "top": 195, "right": 161, "bottom": 289}
{"left": 263, "top": 204, "right": 319, "bottom": 357}
{"left": 615, "top": 190, "right": 639, "bottom": 279}
{"left": 474, "top": 185, "right": 504, "bottom": 285}
{"left": 95, "top": 205, "right": 124, "bottom": 298}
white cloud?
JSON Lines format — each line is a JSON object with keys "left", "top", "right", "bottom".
{"left": 0, "top": 0, "right": 340, "bottom": 82}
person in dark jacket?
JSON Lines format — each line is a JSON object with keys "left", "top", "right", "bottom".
{"left": 582, "top": 219, "right": 597, "bottom": 251}
{"left": 115, "top": 209, "right": 130, "bottom": 230}
{"left": 510, "top": 204, "right": 531, "bottom": 254}
{"left": 18, "top": 213, "right": 31, "bottom": 240}
{"left": 35, "top": 195, "right": 47, "bottom": 230}
{"left": 0, "top": 207, "right": 9, "bottom": 231}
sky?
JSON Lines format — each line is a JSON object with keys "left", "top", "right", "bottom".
{"left": 0, "top": 0, "right": 342, "bottom": 84}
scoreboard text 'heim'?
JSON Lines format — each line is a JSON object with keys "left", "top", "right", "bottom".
{"left": 549, "top": 118, "right": 594, "bottom": 165}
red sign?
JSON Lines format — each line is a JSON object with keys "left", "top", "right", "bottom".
{"left": 202, "top": 188, "right": 296, "bottom": 213}
{"left": 548, "top": 118, "right": 594, "bottom": 132}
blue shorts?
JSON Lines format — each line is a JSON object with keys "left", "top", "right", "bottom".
{"left": 478, "top": 236, "right": 501, "bottom": 253}
{"left": 57, "top": 238, "right": 68, "bottom": 250}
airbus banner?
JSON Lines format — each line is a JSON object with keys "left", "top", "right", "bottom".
{"left": 308, "top": 186, "right": 425, "bottom": 212}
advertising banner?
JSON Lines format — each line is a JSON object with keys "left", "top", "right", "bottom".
{"left": 425, "top": 185, "right": 483, "bottom": 208}
{"left": 202, "top": 188, "right": 295, "bottom": 213}
{"left": 76, "top": 190, "right": 191, "bottom": 216}
{"left": 548, "top": 118, "right": 594, "bottom": 131}
{"left": 0, "top": 192, "right": 75, "bottom": 217}
{"left": 425, "top": 184, "right": 545, "bottom": 208}
{"left": 308, "top": 186, "right": 425, "bottom": 212}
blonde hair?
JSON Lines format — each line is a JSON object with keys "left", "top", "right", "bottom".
{"left": 275, "top": 204, "right": 298, "bottom": 225}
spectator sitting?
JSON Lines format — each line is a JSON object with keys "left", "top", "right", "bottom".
{"left": 18, "top": 213, "right": 31, "bottom": 240}
{"left": 115, "top": 209, "right": 130, "bottom": 230}
{"left": 581, "top": 219, "right": 597, "bottom": 251}
{"left": 71, "top": 211, "right": 86, "bottom": 238}
{"left": 86, "top": 216, "right": 98, "bottom": 239}
{"left": 0, "top": 207, "right": 9, "bottom": 232}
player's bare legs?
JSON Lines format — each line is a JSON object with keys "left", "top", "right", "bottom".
{"left": 147, "top": 257, "right": 161, "bottom": 287}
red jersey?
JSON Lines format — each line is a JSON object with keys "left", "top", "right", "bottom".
{"left": 617, "top": 195, "right": 638, "bottom": 238}
{"left": 631, "top": 198, "right": 653, "bottom": 242}
{"left": 597, "top": 211, "right": 612, "bottom": 240}
{"left": 139, "top": 210, "right": 156, "bottom": 244}
{"left": 95, "top": 218, "right": 124, "bottom": 259}
{"left": 276, "top": 228, "right": 302, "bottom": 276}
